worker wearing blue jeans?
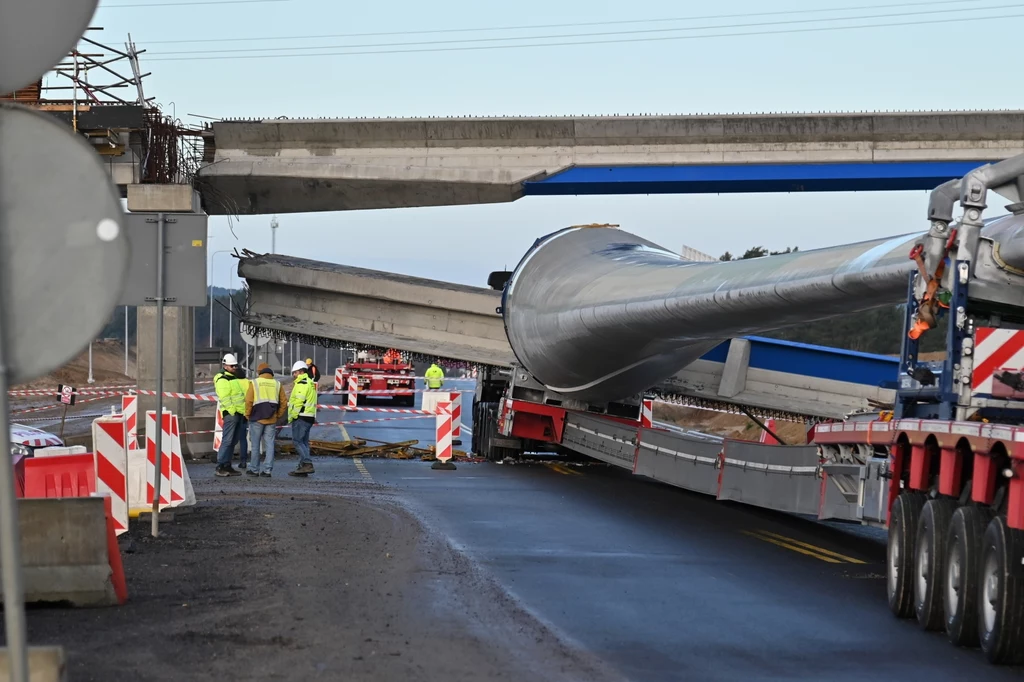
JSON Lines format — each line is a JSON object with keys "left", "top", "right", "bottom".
{"left": 214, "top": 354, "right": 245, "bottom": 477}
{"left": 244, "top": 363, "right": 287, "bottom": 477}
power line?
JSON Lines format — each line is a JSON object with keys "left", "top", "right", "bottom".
{"left": 145, "top": 3, "right": 1023, "bottom": 56}
{"left": 103, "top": 0, "right": 289, "bottom": 7}
{"left": 143, "top": 0, "right": 990, "bottom": 44}
{"left": 144, "top": 12, "right": 1024, "bottom": 61}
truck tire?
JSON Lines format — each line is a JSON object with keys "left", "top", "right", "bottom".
{"left": 888, "top": 492, "right": 926, "bottom": 618}
{"left": 915, "top": 498, "right": 956, "bottom": 630}
{"left": 979, "top": 516, "right": 1024, "bottom": 664}
{"left": 945, "top": 505, "right": 993, "bottom": 647}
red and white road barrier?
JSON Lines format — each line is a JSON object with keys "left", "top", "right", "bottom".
{"left": 435, "top": 402, "right": 453, "bottom": 463}
{"left": 641, "top": 399, "right": 653, "bottom": 429}
{"left": 450, "top": 393, "right": 462, "bottom": 439}
{"left": 121, "top": 394, "right": 138, "bottom": 450}
{"left": 145, "top": 411, "right": 174, "bottom": 509}
{"left": 93, "top": 415, "right": 129, "bottom": 535}
{"left": 347, "top": 376, "right": 358, "bottom": 409}
{"left": 212, "top": 402, "right": 224, "bottom": 452}
{"left": 169, "top": 416, "right": 186, "bottom": 504}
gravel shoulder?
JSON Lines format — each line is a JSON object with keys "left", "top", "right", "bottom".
{"left": 24, "top": 464, "right": 622, "bottom": 682}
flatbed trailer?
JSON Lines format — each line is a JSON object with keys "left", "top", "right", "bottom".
{"left": 475, "top": 152, "right": 1024, "bottom": 666}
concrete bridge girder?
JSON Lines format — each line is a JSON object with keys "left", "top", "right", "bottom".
{"left": 197, "top": 112, "right": 1024, "bottom": 215}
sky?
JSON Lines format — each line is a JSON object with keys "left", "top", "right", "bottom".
{"left": 80, "top": 0, "right": 1023, "bottom": 288}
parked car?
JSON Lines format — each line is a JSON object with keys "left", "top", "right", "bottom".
{"left": 9, "top": 424, "right": 63, "bottom": 458}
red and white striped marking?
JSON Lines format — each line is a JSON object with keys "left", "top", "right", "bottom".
{"left": 449, "top": 392, "right": 462, "bottom": 438}
{"left": 640, "top": 399, "right": 653, "bottom": 428}
{"left": 972, "top": 327, "right": 1024, "bottom": 394}
{"left": 121, "top": 394, "right": 138, "bottom": 450}
{"left": 145, "top": 410, "right": 174, "bottom": 509}
{"left": 334, "top": 368, "right": 344, "bottom": 392}
{"left": 212, "top": 402, "right": 224, "bottom": 452}
{"left": 10, "top": 424, "right": 63, "bottom": 448}
{"left": 92, "top": 416, "right": 129, "bottom": 535}
{"left": 758, "top": 418, "right": 781, "bottom": 445}
{"left": 435, "top": 402, "right": 453, "bottom": 462}
{"left": 347, "top": 376, "right": 358, "bottom": 409}
{"left": 318, "top": 404, "right": 433, "bottom": 415}
{"left": 169, "top": 416, "right": 186, "bottom": 506}
{"left": 182, "top": 414, "right": 431, "bottom": 435}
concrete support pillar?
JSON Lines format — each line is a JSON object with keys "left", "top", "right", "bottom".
{"left": 137, "top": 306, "right": 195, "bottom": 420}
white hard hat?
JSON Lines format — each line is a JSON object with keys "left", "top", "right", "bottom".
{"left": 291, "top": 360, "right": 308, "bottom": 373}
{"left": 223, "top": 353, "right": 239, "bottom": 365}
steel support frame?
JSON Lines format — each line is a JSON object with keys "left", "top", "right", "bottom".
{"left": 896, "top": 263, "right": 970, "bottom": 420}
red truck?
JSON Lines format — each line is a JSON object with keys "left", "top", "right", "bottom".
{"left": 335, "top": 349, "right": 416, "bottom": 407}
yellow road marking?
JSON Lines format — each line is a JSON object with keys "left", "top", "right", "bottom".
{"left": 742, "top": 530, "right": 843, "bottom": 564}
{"left": 754, "top": 530, "right": 867, "bottom": 564}
{"left": 545, "top": 462, "right": 582, "bottom": 476}
{"left": 353, "top": 457, "right": 373, "bottom": 481}
{"left": 338, "top": 423, "right": 351, "bottom": 443}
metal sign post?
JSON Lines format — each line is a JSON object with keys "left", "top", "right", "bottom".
{"left": 0, "top": 318, "right": 28, "bottom": 682}
{"left": 117, "top": 210, "right": 207, "bottom": 537}
{"left": 148, "top": 214, "right": 168, "bottom": 537}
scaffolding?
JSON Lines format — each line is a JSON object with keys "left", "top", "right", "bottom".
{"left": 0, "top": 30, "right": 203, "bottom": 186}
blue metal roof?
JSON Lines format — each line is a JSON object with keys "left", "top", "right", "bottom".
{"left": 700, "top": 336, "right": 899, "bottom": 389}
{"left": 522, "top": 161, "right": 988, "bottom": 195}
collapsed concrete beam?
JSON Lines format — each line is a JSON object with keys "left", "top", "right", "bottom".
{"left": 238, "top": 253, "right": 514, "bottom": 367}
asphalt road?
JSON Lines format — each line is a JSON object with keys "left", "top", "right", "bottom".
{"left": 272, "top": 381, "right": 1021, "bottom": 682}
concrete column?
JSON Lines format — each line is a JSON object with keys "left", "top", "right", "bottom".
{"left": 136, "top": 306, "right": 195, "bottom": 420}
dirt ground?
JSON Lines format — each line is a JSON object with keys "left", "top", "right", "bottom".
{"left": 23, "top": 471, "right": 622, "bottom": 682}
{"left": 654, "top": 403, "right": 810, "bottom": 443}
{"left": 10, "top": 339, "right": 136, "bottom": 391}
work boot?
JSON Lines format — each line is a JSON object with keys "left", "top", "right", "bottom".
{"left": 215, "top": 464, "right": 242, "bottom": 477}
{"left": 246, "top": 469, "right": 260, "bottom": 477}
{"left": 288, "top": 462, "right": 314, "bottom": 476}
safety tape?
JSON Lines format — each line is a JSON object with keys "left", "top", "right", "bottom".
{"left": 9, "top": 395, "right": 117, "bottom": 416}
{"left": 180, "top": 414, "right": 431, "bottom": 435}
{"left": 12, "top": 413, "right": 105, "bottom": 423}
{"left": 327, "top": 388, "right": 474, "bottom": 395}
{"left": 8, "top": 380, "right": 213, "bottom": 397}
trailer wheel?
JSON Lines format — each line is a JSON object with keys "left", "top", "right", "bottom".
{"left": 945, "top": 505, "right": 993, "bottom": 647}
{"left": 888, "top": 492, "right": 926, "bottom": 618}
{"left": 915, "top": 498, "right": 956, "bottom": 630}
{"left": 979, "top": 516, "right": 1024, "bottom": 664}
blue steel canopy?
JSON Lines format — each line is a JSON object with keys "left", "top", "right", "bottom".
{"left": 522, "top": 161, "right": 988, "bottom": 195}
